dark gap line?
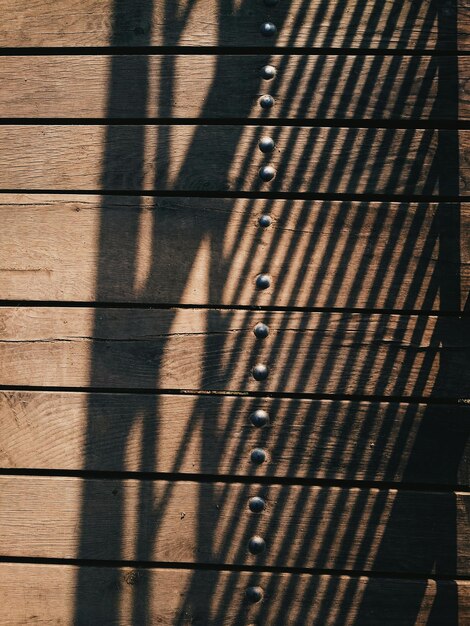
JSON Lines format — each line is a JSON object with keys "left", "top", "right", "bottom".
{"left": 0, "top": 301, "right": 467, "bottom": 316}
{"left": 0, "top": 556, "right": 467, "bottom": 581}
{"left": 1, "top": 468, "right": 467, "bottom": 493}
{"left": 0, "top": 190, "right": 468, "bottom": 202}
{"left": 0, "top": 47, "right": 468, "bottom": 56}
{"left": 1, "top": 119, "right": 468, "bottom": 129}
{"left": 0, "top": 385, "right": 468, "bottom": 405}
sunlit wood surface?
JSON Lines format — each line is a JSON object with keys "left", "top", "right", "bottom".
{"left": 0, "top": 0, "right": 468, "bottom": 624}
{"left": 2, "top": 391, "right": 468, "bottom": 484}
{"left": 0, "top": 0, "right": 469, "bottom": 49}
{"left": 0, "top": 125, "right": 468, "bottom": 193}
{"left": 1, "top": 55, "right": 469, "bottom": 119}
{"left": 1, "top": 195, "right": 468, "bottom": 309}
{"left": 1, "top": 564, "right": 469, "bottom": 626}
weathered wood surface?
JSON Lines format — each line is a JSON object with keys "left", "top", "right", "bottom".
{"left": 1, "top": 196, "right": 468, "bottom": 310}
{"left": 0, "top": 476, "right": 468, "bottom": 574}
{"left": 1, "top": 391, "right": 468, "bottom": 486}
{"left": 0, "top": 126, "right": 467, "bottom": 194}
{"left": 0, "top": 0, "right": 468, "bottom": 49}
{"left": 1, "top": 55, "right": 467, "bottom": 120}
{"left": 0, "top": 308, "right": 468, "bottom": 397}
{"left": 1, "top": 563, "right": 468, "bottom": 626}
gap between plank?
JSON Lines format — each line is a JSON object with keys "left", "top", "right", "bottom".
{"left": 0, "top": 301, "right": 467, "bottom": 316}
{"left": 0, "top": 385, "right": 468, "bottom": 405}
{"left": 0, "top": 556, "right": 467, "bottom": 581}
{"left": 0, "top": 468, "right": 467, "bottom": 493}
{"left": 0, "top": 47, "right": 469, "bottom": 56}
{"left": 0, "top": 190, "right": 468, "bottom": 202}
{"left": 0, "top": 119, "right": 468, "bottom": 129}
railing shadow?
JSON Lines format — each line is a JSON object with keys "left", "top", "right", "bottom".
{"left": 73, "top": 1, "right": 467, "bottom": 624}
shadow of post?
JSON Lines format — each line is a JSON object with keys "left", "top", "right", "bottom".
{"left": 354, "top": 3, "right": 466, "bottom": 624}
{"left": 73, "top": 1, "right": 468, "bottom": 624}
{"left": 73, "top": 0, "right": 154, "bottom": 622}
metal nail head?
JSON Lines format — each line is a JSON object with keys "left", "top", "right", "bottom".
{"left": 261, "top": 65, "right": 277, "bottom": 80}
{"left": 259, "top": 94, "right": 275, "bottom": 109}
{"left": 259, "top": 165, "right": 276, "bottom": 182}
{"left": 248, "top": 536, "right": 266, "bottom": 555}
{"left": 246, "top": 586, "right": 264, "bottom": 603}
{"left": 254, "top": 322, "right": 269, "bottom": 339}
{"left": 249, "top": 496, "right": 266, "bottom": 513}
{"left": 259, "top": 136, "right": 275, "bottom": 153}
{"left": 258, "top": 214, "right": 272, "bottom": 228}
{"left": 252, "top": 364, "right": 269, "bottom": 381}
{"left": 250, "top": 409, "right": 270, "bottom": 427}
{"left": 256, "top": 274, "right": 271, "bottom": 289}
{"left": 251, "top": 448, "right": 267, "bottom": 464}
{"left": 260, "top": 22, "right": 277, "bottom": 37}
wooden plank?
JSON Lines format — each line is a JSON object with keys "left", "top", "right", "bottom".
{"left": 1, "top": 563, "right": 468, "bottom": 626}
{"left": 0, "top": 0, "right": 468, "bottom": 49}
{"left": 1, "top": 391, "right": 468, "bottom": 486}
{"left": 1, "top": 55, "right": 468, "bottom": 120}
{"left": 0, "top": 308, "right": 468, "bottom": 397}
{"left": 0, "top": 476, "right": 468, "bottom": 574}
{"left": 0, "top": 126, "right": 467, "bottom": 195}
{"left": 1, "top": 195, "right": 468, "bottom": 310}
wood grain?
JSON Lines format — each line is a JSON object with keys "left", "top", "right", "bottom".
{"left": 1, "top": 391, "right": 468, "bottom": 486}
{"left": 1, "top": 563, "right": 468, "bottom": 626}
{"left": 1, "top": 195, "right": 468, "bottom": 310}
{"left": 0, "top": 0, "right": 468, "bottom": 49}
{"left": 0, "top": 476, "right": 468, "bottom": 574}
{"left": 0, "top": 125, "right": 467, "bottom": 195}
{"left": 1, "top": 0, "right": 467, "bottom": 619}
{"left": 0, "top": 307, "right": 468, "bottom": 397}
{"left": 1, "top": 55, "right": 467, "bottom": 120}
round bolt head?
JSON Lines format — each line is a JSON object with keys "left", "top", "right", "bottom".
{"left": 248, "top": 535, "right": 266, "bottom": 555}
{"left": 259, "top": 94, "right": 275, "bottom": 109}
{"left": 251, "top": 447, "right": 267, "bottom": 464}
{"left": 259, "top": 165, "right": 276, "bottom": 182}
{"left": 258, "top": 136, "right": 275, "bottom": 153}
{"left": 261, "top": 64, "right": 277, "bottom": 80}
{"left": 250, "top": 409, "right": 270, "bottom": 428}
{"left": 254, "top": 322, "right": 269, "bottom": 339}
{"left": 252, "top": 364, "right": 269, "bottom": 381}
{"left": 256, "top": 273, "right": 271, "bottom": 289}
{"left": 258, "top": 214, "right": 272, "bottom": 228}
{"left": 249, "top": 496, "right": 266, "bottom": 513}
{"left": 246, "top": 586, "right": 264, "bottom": 603}
{"left": 260, "top": 22, "right": 277, "bottom": 37}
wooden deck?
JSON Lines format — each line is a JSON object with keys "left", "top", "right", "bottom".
{"left": 0, "top": 1, "right": 468, "bottom": 624}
